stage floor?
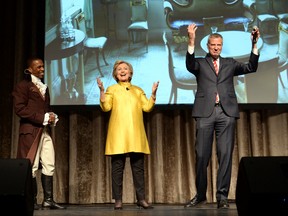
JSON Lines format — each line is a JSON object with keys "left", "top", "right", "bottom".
{"left": 34, "top": 203, "right": 239, "bottom": 216}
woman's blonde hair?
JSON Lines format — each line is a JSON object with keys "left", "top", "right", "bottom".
{"left": 112, "top": 60, "right": 133, "bottom": 82}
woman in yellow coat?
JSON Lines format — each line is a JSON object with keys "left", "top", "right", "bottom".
{"left": 97, "top": 60, "right": 159, "bottom": 210}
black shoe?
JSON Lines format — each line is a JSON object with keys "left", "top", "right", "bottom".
{"left": 184, "top": 196, "right": 206, "bottom": 208}
{"left": 34, "top": 203, "right": 41, "bottom": 210}
{"left": 42, "top": 199, "right": 66, "bottom": 210}
{"left": 217, "top": 199, "right": 229, "bottom": 209}
{"left": 136, "top": 200, "right": 153, "bottom": 209}
{"left": 114, "top": 200, "right": 123, "bottom": 210}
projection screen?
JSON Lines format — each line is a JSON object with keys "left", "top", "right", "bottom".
{"left": 44, "top": 0, "right": 288, "bottom": 106}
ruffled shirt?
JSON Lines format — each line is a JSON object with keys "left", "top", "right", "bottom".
{"left": 31, "top": 74, "right": 47, "bottom": 97}
{"left": 31, "top": 74, "right": 58, "bottom": 126}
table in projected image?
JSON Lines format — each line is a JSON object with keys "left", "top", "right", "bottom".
{"left": 45, "top": 29, "right": 86, "bottom": 104}
{"left": 200, "top": 31, "right": 263, "bottom": 60}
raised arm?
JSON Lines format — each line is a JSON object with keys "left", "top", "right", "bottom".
{"left": 251, "top": 26, "right": 260, "bottom": 54}
{"left": 187, "top": 23, "right": 198, "bottom": 48}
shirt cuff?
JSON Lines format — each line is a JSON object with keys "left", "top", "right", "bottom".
{"left": 252, "top": 48, "right": 258, "bottom": 55}
{"left": 43, "top": 113, "right": 49, "bottom": 126}
{"left": 188, "top": 45, "right": 195, "bottom": 55}
{"left": 43, "top": 112, "right": 59, "bottom": 126}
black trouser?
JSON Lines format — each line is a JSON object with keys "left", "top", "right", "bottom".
{"left": 111, "top": 153, "right": 145, "bottom": 201}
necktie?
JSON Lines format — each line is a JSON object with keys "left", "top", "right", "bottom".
{"left": 213, "top": 59, "right": 220, "bottom": 103}
{"left": 213, "top": 59, "right": 218, "bottom": 74}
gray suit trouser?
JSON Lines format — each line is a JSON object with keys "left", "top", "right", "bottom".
{"left": 195, "top": 105, "right": 236, "bottom": 201}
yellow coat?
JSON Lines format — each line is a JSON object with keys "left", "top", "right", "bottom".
{"left": 100, "top": 82, "right": 155, "bottom": 155}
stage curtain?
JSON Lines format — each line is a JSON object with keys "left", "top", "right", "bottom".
{"left": 9, "top": 108, "right": 288, "bottom": 204}
{"left": 2, "top": 0, "right": 288, "bottom": 205}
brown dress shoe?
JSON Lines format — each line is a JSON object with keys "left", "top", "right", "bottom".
{"left": 136, "top": 200, "right": 153, "bottom": 209}
{"left": 114, "top": 200, "right": 123, "bottom": 210}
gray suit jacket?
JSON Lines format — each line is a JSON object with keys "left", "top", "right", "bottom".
{"left": 186, "top": 52, "right": 259, "bottom": 118}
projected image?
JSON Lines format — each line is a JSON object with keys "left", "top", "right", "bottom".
{"left": 44, "top": 0, "right": 288, "bottom": 105}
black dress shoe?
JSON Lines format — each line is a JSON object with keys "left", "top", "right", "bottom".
{"left": 34, "top": 203, "right": 41, "bottom": 210}
{"left": 184, "top": 196, "right": 206, "bottom": 208}
{"left": 217, "top": 199, "right": 229, "bottom": 209}
{"left": 42, "top": 199, "right": 66, "bottom": 210}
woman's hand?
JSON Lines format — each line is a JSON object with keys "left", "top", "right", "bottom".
{"left": 151, "top": 81, "right": 160, "bottom": 99}
{"left": 97, "top": 77, "right": 106, "bottom": 102}
{"left": 97, "top": 77, "right": 104, "bottom": 92}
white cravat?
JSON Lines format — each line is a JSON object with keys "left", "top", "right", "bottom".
{"left": 31, "top": 75, "right": 47, "bottom": 96}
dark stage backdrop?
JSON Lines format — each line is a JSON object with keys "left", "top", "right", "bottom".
{"left": 1, "top": 0, "right": 288, "bottom": 205}
{"left": 1, "top": 0, "right": 45, "bottom": 158}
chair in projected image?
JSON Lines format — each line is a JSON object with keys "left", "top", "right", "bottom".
{"left": 75, "top": 12, "right": 108, "bottom": 77}
{"left": 278, "top": 20, "right": 288, "bottom": 88}
{"left": 163, "top": 32, "right": 197, "bottom": 104}
{"left": 127, "top": 0, "right": 148, "bottom": 52}
{"left": 245, "top": 56, "right": 288, "bottom": 103}
{"left": 252, "top": 0, "right": 279, "bottom": 42}
{"left": 272, "top": 0, "right": 288, "bottom": 21}
{"left": 203, "top": 16, "right": 225, "bottom": 35}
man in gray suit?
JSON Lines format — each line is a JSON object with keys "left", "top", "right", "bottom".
{"left": 184, "top": 23, "right": 260, "bottom": 209}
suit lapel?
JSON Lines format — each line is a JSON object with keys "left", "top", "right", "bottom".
{"left": 218, "top": 57, "right": 223, "bottom": 73}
